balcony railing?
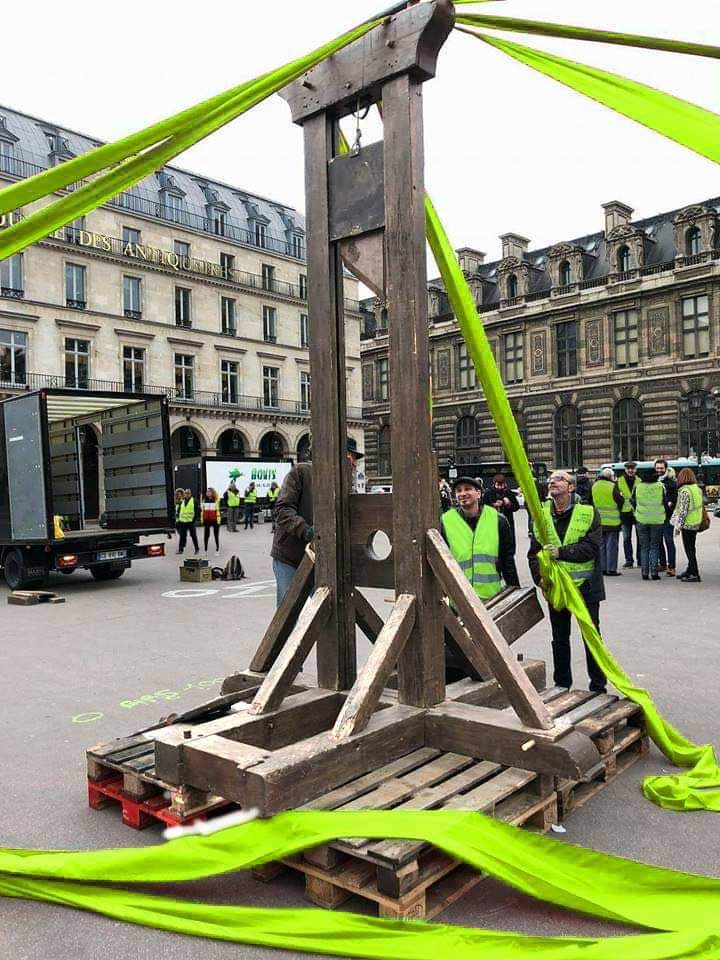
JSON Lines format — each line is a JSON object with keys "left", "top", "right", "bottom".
{"left": 551, "top": 284, "right": 577, "bottom": 297}
{"left": 0, "top": 371, "right": 365, "bottom": 420}
{"left": 1, "top": 287, "right": 24, "bottom": 299}
{"left": 641, "top": 261, "right": 674, "bottom": 276}
{"left": 66, "top": 298, "right": 86, "bottom": 309}
{"left": 123, "top": 309, "right": 142, "bottom": 320}
{"left": 578, "top": 277, "right": 606, "bottom": 290}
{"left": 676, "top": 253, "right": 711, "bottom": 268}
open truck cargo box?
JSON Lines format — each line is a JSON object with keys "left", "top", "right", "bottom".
{"left": 0, "top": 389, "right": 174, "bottom": 543}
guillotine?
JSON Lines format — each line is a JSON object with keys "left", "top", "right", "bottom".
{"left": 142, "top": 1, "right": 605, "bottom": 814}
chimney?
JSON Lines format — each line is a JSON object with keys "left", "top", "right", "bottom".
{"left": 602, "top": 201, "right": 634, "bottom": 234}
{"left": 456, "top": 247, "right": 485, "bottom": 274}
{"left": 499, "top": 233, "right": 530, "bottom": 261}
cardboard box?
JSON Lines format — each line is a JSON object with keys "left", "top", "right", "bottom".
{"left": 179, "top": 566, "right": 213, "bottom": 583}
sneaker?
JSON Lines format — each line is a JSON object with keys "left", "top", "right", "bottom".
{"left": 622, "top": 561, "right": 634, "bottom": 568}
{"left": 683, "top": 574, "right": 702, "bottom": 582}
{"left": 666, "top": 568, "right": 676, "bottom": 577}
{"left": 589, "top": 684, "right": 607, "bottom": 694}
{"left": 651, "top": 574, "right": 661, "bottom": 580}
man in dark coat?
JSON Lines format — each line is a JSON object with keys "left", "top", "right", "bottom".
{"left": 483, "top": 473, "right": 520, "bottom": 554}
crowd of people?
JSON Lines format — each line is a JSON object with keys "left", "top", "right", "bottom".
{"left": 173, "top": 480, "right": 281, "bottom": 555}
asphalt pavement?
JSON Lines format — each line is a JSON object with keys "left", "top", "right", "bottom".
{"left": 1, "top": 515, "right": 719, "bottom": 959}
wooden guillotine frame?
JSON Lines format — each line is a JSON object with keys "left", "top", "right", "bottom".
{"left": 151, "top": 0, "right": 601, "bottom": 814}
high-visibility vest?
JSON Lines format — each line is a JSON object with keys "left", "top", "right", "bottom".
{"left": 685, "top": 483, "right": 704, "bottom": 527}
{"left": 226, "top": 489, "right": 240, "bottom": 507}
{"left": 441, "top": 506, "right": 502, "bottom": 601}
{"left": 534, "top": 501, "right": 595, "bottom": 585}
{"left": 244, "top": 488, "right": 257, "bottom": 504}
{"left": 267, "top": 487, "right": 279, "bottom": 504}
{"left": 178, "top": 497, "right": 195, "bottom": 522}
{"left": 635, "top": 482, "right": 665, "bottom": 525}
{"left": 617, "top": 475, "right": 635, "bottom": 514}
{"left": 591, "top": 479, "right": 621, "bottom": 528}
{"left": 202, "top": 499, "right": 221, "bottom": 523}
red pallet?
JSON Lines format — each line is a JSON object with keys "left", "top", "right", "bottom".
{"left": 87, "top": 776, "right": 231, "bottom": 830}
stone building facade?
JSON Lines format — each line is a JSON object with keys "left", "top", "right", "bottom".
{"left": 0, "top": 105, "right": 364, "bottom": 469}
{"left": 361, "top": 198, "right": 720, "bottom": 482}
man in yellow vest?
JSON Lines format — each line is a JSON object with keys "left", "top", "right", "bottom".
{"left": 441, "top": 476, "right": 519, "bottom": 603}
{"left": 528, "top": 470, "right": 606, "bottom": 693}
{"left": 591, "top": 466, "right": 625, "bottom": 577}
{"left": 224, "top": 482, "right": 241, "bottom": 533}
{"left": 631, "top": 472, "right": 665, "bottom": 580}
{"left": 243, "top": 482, "right": 258, "bottom": 530}
{"left": 176, "top": 489, "right": 199, "bottom": 555}
{"left": 267, "top": 481, "right": 280, "bottom": 531}
{"left": 617, "top": 460, "right": 638, "bottom": 568}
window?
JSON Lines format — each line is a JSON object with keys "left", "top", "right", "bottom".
{"left": 506, "top": 274, "right": 518, "bottom": 299}
{"left": 64, "top": 216, "right": 85, "bottom": 243}
{"left": 361, "top": 363, "right": 374, "bottom": 402}
{"left": 65, "top": 338, "right": 89, "bottom": 389}
{"left": 174, "top": 353, "right": 193, "bottom": 399}
{"left": 457, "top": 342, "right": 477, "bottom": 390}
{"left": 212, "top": 209, "right": 227, "bottom": 236}
{"left": 503, "top": 332, "right": 523, "bottom": 384}
{"left": 291, "top": 234, "right": 305, "bottom": 259}
{"left": 0, "top": 329, "right": 27, "bottom": 385}
{"left": 165, "top": 193, "right": 185, "bottom": 224}
{"left": 0, "top": 253, "right": 23, "bottom": 297}
{"left": 299, "top": 313, "right": 309, "bottom": 348}
{"left": 175, "top": 287, "right": 191, "bottom": 327}
{"left": 65, "top": 263, "right": 86, "bottom": 308}
{"left": 122, "top": 346, "right": 145, "bottom": 392}
{"left": 680, "top": 391, "right": 719, "bottom": 458}
{"left": 262, "top": 365, "right": 279, "bottom": 407}
{"left": 0, "top": 140, "right": 16, "bottom": 175}
{"left": 377, "top": 307, "right": 388, "bottom": 332}
{"left": 261, "top": 263, "right": 275, "bottom": 291}
{"left": 558, "top": 260, "right": 572, "bottom": 286}
{"left": 377, "top": 425, "right": 392, "bottom": 476}
{"left": 122, "top": 226, "right": 141, "bottom": 246}
{"left": 376, "top": 357, "right": 389, "bottom": 401}
{"left": 220, "top": 252, "right": 235, "bottom": 279}
{"left": 262, "top": 305, "right": 277, "bottom": 342}
{"left": 617, "top": 245, "right": 631, "bottom": 273}
{"left": 456, "top": 415, "right": 479, "bottom": 450}
{"left": 122, "top": 275, "right": 142, "bottom": 319}
{"left": 613, "top": 399, "right": 644, "bottom": 462}
{"left": 174, "top": 240, "right": 190, "bottom": 260}
{"left": 556, "top": 320, "right": 577, "bottom": 378}
{"left": 299, "top": 273, "right": 308, "bottom": 299}
{"left": 220, "top": 359, "right": 239, "bottom": 405}
{"left": 686, "top": 226, "right": 701, "bottom": 257}
{"left": 221, "top": 297, "right": 236, "bottom": 335}
{"left": 300, "top": 370, "right": 311, "bottom": 411}
{"left": 254, "top": 222, "right": 267, "bottom": 248}
{"left": 682, "top": 295, "right": 710, "bottom": 358}
{"left": 554, "top": 404, "right": 582, "bottom": 467}
{"left": 613, "top": 309, "right": 639, "bottom": 367}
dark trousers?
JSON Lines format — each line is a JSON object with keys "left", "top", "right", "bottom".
{"left": 177, "top": 522, "right": 199, "bottom": 553}
{"left": 656, "top": 521, "right": 676, "bottom": 570}
{"left": 681, "top": 529, "right": 699, "bottom": 577}
{"left": 636, "top": 523, "right": 662, "bottom": 577}
{"left": 204, "top": 521, "right": 220, "bottom": 551}
{"left": 600, "top": 527, "right": 619, "bottom": 574}
{"left": 621, "top": 521, "right": 636, "bottom": 564}
{"left": 244, "top": 503, "right": 255, "bottom": 529}
{"left": 548, "top": 601, "right": 605, "bottom": 691}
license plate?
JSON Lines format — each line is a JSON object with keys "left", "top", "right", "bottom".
{"left": 97, "top": 550, "right": 127, "bottom": 561}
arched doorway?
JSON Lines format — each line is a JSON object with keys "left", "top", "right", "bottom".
{"left": 79, "top": 425, "right": 100, "bottom": 521}
{"left": 172, "top": 425, "right": 203, "bottom": 461}
{"left": 217, "top": 428, "right": 245, "bottom": 457}
{"left": 260, "top": 431, "right": 285, "bottom": 459}
{"left": 297, "top": 433, "right": 311, "bottom": 462}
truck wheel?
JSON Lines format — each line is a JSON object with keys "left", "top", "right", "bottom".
{"left": 3, "top": 550, "right": 44, "bottom": 591}
{"left": 90, "top": 565, "right": 126, "bottom": 581}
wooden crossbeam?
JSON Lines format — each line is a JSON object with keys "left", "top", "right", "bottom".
{"left": 426, "top": 529, "right": 554, "bottom": 731}
{"left": 250, "top": 587, "right": 332, "bottom": 715}
{"left": 333, "top": 594, "right": 416, "bottom": 740}
{"left": 249, "top": 551, "right": 315, "bottom": 673}
{"left": 354, "top": 587, "right": 386, "bottom": 643}
{"left": 440, "top": 602, "right": 492, "bottom": 680}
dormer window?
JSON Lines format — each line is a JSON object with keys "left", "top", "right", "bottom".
{"left": 291, "top": 233, "right": 305, "bottom": 259}
{"left": 0, "top": 139, "right": 16, "bottom": 175}
{"left": 211, "top": 208, "right": 226, "bottom": 236}
{"left": 559, "top": 260, "right": 572, "bottom": 286}
{"left": 617, "top": 245, "right": 631, "bottom": 273}
{"left": 686, "top": 226, "right": 701, "bottom": 257}
{"left": 165, "top": 192, "right": 185, "bottom": 224}
{"left": 255, "top": 222, "right": 267, "bottom": 248}
{"left": 507, "top": 274, "right": 518, "bottom": 299}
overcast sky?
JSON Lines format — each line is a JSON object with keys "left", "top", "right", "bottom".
{"left": 2, "top": 1, "right": 718, "bottom": 265}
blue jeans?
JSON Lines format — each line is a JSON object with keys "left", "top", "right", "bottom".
{"left": 621, "top": 522, "right": 636, "bottom": 564}
{"left": 273, "top": 558, "right": 299, "bottom": 606}
{"left": 600, "top": 527, "right": 619, "bottom": 574}
{"left": 656, "top": 521, "right": 676, "bottom": 570}
{"left": 636, "top": 523, "right": 662, "bottom": 577}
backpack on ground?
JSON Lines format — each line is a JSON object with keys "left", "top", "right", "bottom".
{"left": 222, "top": 555, "right": 246, "bottom": 580}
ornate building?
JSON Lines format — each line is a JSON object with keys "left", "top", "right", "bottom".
{"left": 361, "top": 198, "right": 720, "bottom": 481}
{"left": 0, "top": 105, "right": 365, "bottom": 469}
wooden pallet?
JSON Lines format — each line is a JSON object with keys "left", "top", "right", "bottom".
{"left": 8, "top": 590, "right": 65, "bottom": 606}
{"left": 251, "top": 746, "right": 557, "bottom": 919}
{"left": 88, "top": 775, "right": 231, "bottom": 830}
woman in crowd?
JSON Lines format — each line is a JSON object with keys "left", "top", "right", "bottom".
{"left": 671, "top": 468, "right": 704, "bottom": 582}
{"left": 202, "top": 487, "right": 222, "bottom": 553}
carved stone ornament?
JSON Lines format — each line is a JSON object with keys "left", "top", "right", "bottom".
{"left": 436, "top": 348, "right": 451, "bottom": 389}
{"left": 548, "top": 242, "right": 583, "bottom": 286}
{"left": 647, "top": 306, "right": 669, "bottom": 356}
{"left": 497, "top": 256, "right": 530, "bottom": 297}
{"left": 531, "top": 331, "right": 546, "bottom": 375}
{"left": 672, "top": 204, "right": 716, "bottom": 257}
{"left": 585, "top": 318, "right": 603, "bottom": 366}
{"left": 605, "top": 223, "right": 648, "bottom": 272}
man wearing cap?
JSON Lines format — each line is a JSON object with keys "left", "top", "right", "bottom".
{"left": 442, "top": 476, "right": 519, "bottom": 604}
{"left": 618, "top": 461, "right": 638, "bottom": 567}
{"left": 574, "top": 466, "right": 593, "bottom": 506}
{"left": 483, "top": 473, "right": 520, "bottom": 555}
{"left": 528, "top": 469, "right": 606, "bottom": 693}
{"left": 590, "top": 467, "right": 625, "bottom": 576}
{"left": 271, "top": 437, "right": 364, "bottom": 605}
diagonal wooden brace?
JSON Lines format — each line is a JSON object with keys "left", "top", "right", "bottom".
{"left": 426, "top": 529, "right": 554, "bottom": 730}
